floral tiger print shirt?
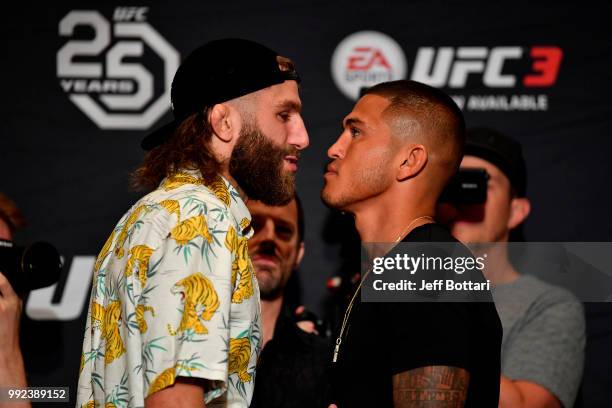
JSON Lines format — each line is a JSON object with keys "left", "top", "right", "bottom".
{"left": 77, "top": 171, "right": 262, "bottom": 408}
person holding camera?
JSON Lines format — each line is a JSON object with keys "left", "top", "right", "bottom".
{"left": 0, "top": 193, "right": 30, "bottom": 408}
{"left": 438, "top": 128, "right": 585, "bottom": 408}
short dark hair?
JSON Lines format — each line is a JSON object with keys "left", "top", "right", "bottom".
{"left": 0, "top": 193, "right": 26, "bottom": 235}
{"left": 294, "top": 193, "right": 305, "bottom": 243}
{"left": 364, "top": 80, "right": 466, "bottom": 175}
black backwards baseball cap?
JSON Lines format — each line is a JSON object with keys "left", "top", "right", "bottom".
{"left": 141, "top": 38, "right": 300, "bottom": 151}
{"left": 464, "top": 127, "right": 527, "bottom": 197}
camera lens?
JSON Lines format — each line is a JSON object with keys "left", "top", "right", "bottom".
{"left": 21, "top": 241, "right": 63, "bottom": 290}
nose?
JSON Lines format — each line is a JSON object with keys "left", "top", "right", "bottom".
{"left": 327, "top": 133, "right": 346, "bottom": 160}
{"left": 250, "top": 218, "right": 276, "bottom": 256}
{"left": 289, "top": 114, "right": 309, "bottom": 150}
{"left": 258, "top": 218, "right": 276, "bottom": 242}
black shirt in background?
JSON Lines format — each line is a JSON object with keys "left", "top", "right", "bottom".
{"left": 329, "top": 223, "right": 502, "bottom": 407}
{"left": 251, "top": 307, "right": 331, "bottom": 408}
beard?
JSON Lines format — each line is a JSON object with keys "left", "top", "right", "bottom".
{"left": 230, "top": 122, "right": 297, "bottom": 206}
{"left": 321, "top": 155, "right": 394, "bottom": 211}
{"left": 256, "top": 263, "right": 285, "bottom": 300}
{"left": 252, "top": 242, "right": 294, "bottom": 300}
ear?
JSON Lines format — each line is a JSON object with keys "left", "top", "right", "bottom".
{"left": 397, "top": 144, "right": 428, "bottom": 181}
{"left": 507, "top": 197, "right": 531, "bottom": 230}
{"left": 209, "top": 103, "right": 235, "bottom": 143}
{"left": 295, "top": 242, "right": 305, "bottom": 268}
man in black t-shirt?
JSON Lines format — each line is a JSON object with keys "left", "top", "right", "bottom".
{"left": 321, "top": 80, "right": 502, "bottom": 407}
{"left": 247, "top": 196, "right": 330, "bottom": 408}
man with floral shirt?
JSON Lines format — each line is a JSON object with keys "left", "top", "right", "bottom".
{"left": 77, "top": 38, "right": 308, "bottom": 408}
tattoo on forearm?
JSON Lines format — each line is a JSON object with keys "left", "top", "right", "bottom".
{"left": 392, "top": 365, "right": 470, "bottom": 408}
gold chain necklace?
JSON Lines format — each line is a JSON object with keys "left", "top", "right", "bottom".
{"left": 332, "top": 215, "right": 434, "bottom": 363}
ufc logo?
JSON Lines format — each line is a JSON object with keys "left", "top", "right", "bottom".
{"left": 411, "top": 46, "right": 562, "bottom": 88}
{"left": 347, "top": 47, "right": 392, "bottom": 71}
{"left": 113, "top": 7, "right": 148, "bottom": 21}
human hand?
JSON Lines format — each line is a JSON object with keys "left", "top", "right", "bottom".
{"left": 0, "top": 270, "right": 28, "bottom": 398}
{"left": 294, "top": 305, "right": 319, "bottom": 335}
{"left": 0, "top": 271, "right": 22, "bottom": 355}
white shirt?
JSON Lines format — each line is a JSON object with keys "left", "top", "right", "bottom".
{"left": 77, "top": 170, "right": 261, "bottom": 408}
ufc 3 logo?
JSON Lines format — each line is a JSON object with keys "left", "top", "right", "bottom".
{"left": 411, "top": 46, "right": 562, "bottom": 88}
{"left": 57, "top": 8, "right": 179, "bottom": 129}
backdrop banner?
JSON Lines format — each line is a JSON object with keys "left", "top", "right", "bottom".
{"left": 1, "top": 1, "right": 611, "bottom": 406}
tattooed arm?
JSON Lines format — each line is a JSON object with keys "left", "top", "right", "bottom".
{"left": 392, "top": 365, "right": 470, "bottom": 408}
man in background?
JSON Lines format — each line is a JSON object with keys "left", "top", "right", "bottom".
{"left": 438, "top": 128, "right": 585, "bottom": 408}
{"left": 248, "top": 195, "right": 329, "bottom": 408}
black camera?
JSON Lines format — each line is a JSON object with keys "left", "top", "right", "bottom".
{"left": 439, "top": 168, "right": 489, "bottom": 205}
{"left": 0, "top": 239, "right": 63, "bottom": 294}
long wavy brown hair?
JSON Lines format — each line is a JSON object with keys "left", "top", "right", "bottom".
{"left": 131, "top": 108, "right": 219, "bottom": 190}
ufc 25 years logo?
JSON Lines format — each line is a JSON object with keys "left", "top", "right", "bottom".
{"left": 57, "top": 7, "right": 179, "bottom": 129}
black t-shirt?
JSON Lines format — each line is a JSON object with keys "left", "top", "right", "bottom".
{"left": 329, "top": 223, "right": 502, "bottom": 407}
{"left": 251, "top": 308, "right": 331, "bottom": 408}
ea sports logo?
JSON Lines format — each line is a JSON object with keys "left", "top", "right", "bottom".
{"left": 57, "top": 8, "right": 180, "bottom": 130}
{"left": 331, "top": 31, "right": 407, "bottom": 100}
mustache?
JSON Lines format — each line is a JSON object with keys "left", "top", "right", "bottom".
{"left": 252, "top": 242, "right": 282, "bottom": 261}
{"left": 283, "top": 145, "right": 300, "bottom": 158}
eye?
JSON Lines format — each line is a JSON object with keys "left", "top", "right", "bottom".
{"left": 277, "top": 112, "right": 290, "bottom": 122}
{"left": 350, "top": 126, "right": 361, "bottom": 137}
{"left": 275, "top": 225, "right": 294, "bottom": 240}
{"left": 251, "top": 217, "right": 264, "bottom": 233}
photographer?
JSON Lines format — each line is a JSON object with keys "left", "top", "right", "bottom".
{"left": 0, "top": 193, "right": 30, "bottom": 408}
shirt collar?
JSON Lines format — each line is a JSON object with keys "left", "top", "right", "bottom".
{"left": 161, "top": 169, "right": 252, "bottom": 237}
{"left": 219, "top": 175, "right": 253, "bottom": 238}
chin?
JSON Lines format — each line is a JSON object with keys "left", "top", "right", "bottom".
{"left": 321, "top": 188, "right": 341, "bottom": 210}
{"left": 451, "top": 230, "right": 480, "bottom": 245}
{"left": 259, "top": 282, "right": 283, "bottom": 300}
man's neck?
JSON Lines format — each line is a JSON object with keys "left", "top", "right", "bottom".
{"left": 261, "top": 295, "right": 284, "bottom": 348}
{"left": 220, "top": 168, "right": 248, "bottom": 203}
{"left": 475, "top": 243, "right": 520, "bottom": 285}
{"left": 353, "top": 192, "right": 435, "bottom": 243}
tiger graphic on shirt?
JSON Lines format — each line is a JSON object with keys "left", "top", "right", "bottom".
{"left": 225, "top": 226, "right": 254, "bottom": 303}
{"left": 168, "top": 272, "right": 220, "bottom": 336}
{"left": 229, "top": 337, "right": 252, "bottom": 383}
{"left": 90, "top": 300, "right": 125, "bottom": 365}
{"left": 207, "top": 176, "right": 231, "bottom": 206}
{"left": 170, "top": 215, "right": 213, "bottom": 246}
{"left": 147, "top": 362, "right": 199, "bottom": 396}
{"left": 161, "top": 173, "right": 203, "bottom": 191}
{"left": 94, "top": 228, "right": 115, "bottom": 273}
{"left": 159, "top": 199, "right": 181, "bottom": 221}
{"left": 135, "top": 304, "right": 155, "bottom": 333}
{"left": 124, "top": 244, "right": 154, "bottom": 288}
{"left": 115, "top": 204, "right": 148, "bottom": 259}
